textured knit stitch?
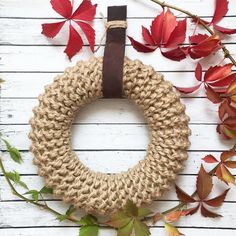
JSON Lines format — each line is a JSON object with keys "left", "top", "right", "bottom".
{"left": 29, "top": 57, "right": 191, "bottom": 215}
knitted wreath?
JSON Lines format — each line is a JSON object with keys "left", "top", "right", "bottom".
{"left": 29, "top": 57, "right": 191, "bottom": 214}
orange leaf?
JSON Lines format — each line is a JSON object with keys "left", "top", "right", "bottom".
{"left": 224, "top": 161, "right": 236, "bottom": 169}
{"left": 220, "top": 151, "right": 236, "bottom": 162}
{"left": 197, "top": 165, "right": 213, "bottom": 200}
{"left": 165, "top": 211, "right": 182, "bottom": 223}
{"left": 204, "top": 189, "right": 229, "bottom": 207}
{"left": 175, "top": 185, "right": 196, "bottom": 203}
{"left": 202, "top": 155, "right": 218, "bottom": 163}
{"left": 152, "top": 212, "right": 162, "bottom": 224}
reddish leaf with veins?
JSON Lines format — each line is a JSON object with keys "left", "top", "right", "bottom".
{"left": 205, "top": 84, "right": 222, "bottom": 104}
{"left": 175, "top": 83, "right": 201, "bottom": 94}
{"left": 175, "top": 185, "right": 196, "bottom": 203}
{"left": 129, "top": 8, "right": 187, "bottom": 61}
{"left": 195, "top": 63, "right": 203, "bottom": 82}
{"left": 204, "top": 189, "right": 229, "bottom": 207}
{"left": 221, "top": 151, "right": 236, "bottom": 162}
{"left": 189, "top": 34, "right": 209, "bottom": 44}
{"left": 42, "top": 0, "right": 97, "bottom": 59}
{"left": 214, "top": 25, "right": 236, "bottom": 35}
{"left": 202, "top": 155, "right": 219, "bottom": 163}
{"left": 200, "top": 204, "right": 222, "bottom": 218}
{"left": 211, "top": 0, "right": 228, "bottom": 24}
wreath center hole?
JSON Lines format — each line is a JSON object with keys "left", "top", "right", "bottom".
{"left": 71, "top": 99, "right": 150, "bottom": 173}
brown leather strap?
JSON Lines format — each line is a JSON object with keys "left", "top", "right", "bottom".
{"left": 102, "top": 6, "right": 127, "bottom": 98}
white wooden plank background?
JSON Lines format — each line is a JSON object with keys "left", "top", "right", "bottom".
{"left": 0, "top": 0, "right": 236, "bottom": 235}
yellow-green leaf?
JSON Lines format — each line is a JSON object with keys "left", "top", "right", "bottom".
{"left": 125, "top": 200, "right": 138, "bottom": 217}
{"left": 107, "top": 211, "right": 131, "bottom": 228}
{"left": 165, "top": 223, "right": 183, "bottom": 236}
{"left": 117, "top": 220, "right": 134, "bottom": 236}
{"left": 133, "top": 220, "right": 150, "bottom": 236}
{"left": 79, "top": 225, "right": 98, "bottom": 236}
{"left": 3, "top": 139, "right": 22, "bottom": 164}
{"left": 138, "top": 207, "right": 152, "bottom": 218}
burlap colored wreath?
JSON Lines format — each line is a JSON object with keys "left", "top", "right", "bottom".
{"left": 29, "top": 57, "right": 191, "bottom": 215}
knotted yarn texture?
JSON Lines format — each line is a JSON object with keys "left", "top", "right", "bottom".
{"left": 29, "top": 57, "right": 191, "bottom": 215}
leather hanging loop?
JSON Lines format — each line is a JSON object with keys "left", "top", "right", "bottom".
{"left": 102, "top": 6, "right": 127, "bottom": 98}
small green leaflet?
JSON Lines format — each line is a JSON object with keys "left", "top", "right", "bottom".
{"left": 79, "top": 215, "right": 99, "bottom": 236}
{"left": 107, "top": 200, "right": 151, "bottom": 236}
{"left": 2, "top": 139, "right": 22, "bottom": 164}
{"left": 40, "top": 186, "right": 53, "bottom": 194}
{"left": 6, "top": 171, "right": 28, "bottom": 189}
{"left": 24, "top": 186, "right": 53, "bottom": 202}
{"left": 57, "top": 205, "right": 77, "bottom": 222}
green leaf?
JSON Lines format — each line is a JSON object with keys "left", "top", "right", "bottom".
{"left": 18, "top": 180, "right": 29, "bottom": 190}
{"left": 117, "top": 220, "right": 134, "bottom": 236}
{"left": 40, "top": 186, "right": 53, "bottom": 194}
{"left": 66, "top": 205, "right": 76, "bottom": 217}
{"left": 2, "top": 139, "right": 22, "bottom": 164}
{"left": 138, "top": 207, "right": 152, "bottom": 218}
{"left": 6, "top": 171, "right": 20, "bottom": 183}
{"left": 107, "top": 211, "right": 132, "bottom": 228}
{"left": 79, "top": 214, "right": 97, "bottom": 226}
{"left": 79, "top": 225, "right": 98, "bottom": 236}
{"left": 57, "top": 214, "right": 67, "bottom": 222}
{"left": 133, "top": 220, "right": 150, "bottom": 236}
{"left": 125, "top": 200, "right": 138, "bottom": 217}
{"left": 25, "top": 190, "right": 39, "bottom": 202}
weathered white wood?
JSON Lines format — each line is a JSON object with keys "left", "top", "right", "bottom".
{"left": 2, "top": 151, "right": 231, "bottom": 175}
{"left": 0, "top": 45, "right": 233, "bottom": 72}
{"left": 0, "top": 201, "right": 235, "bottom": 228}
{"left": 0, "top": 72, "right": 208, "bottom": 98}
{"left": 1, "top": 0, "right": 236, "bottom": 18}
{"left": 0, "top": 124, "right": 235, "bottom": 151}
{"left": 1, "top": 18, "right": 236, "bottom": 45}
{"left": 1, "top": 228, "right": 236, "bottom": 236}
{"left": 0, "top": 174, "right": 234, "bottom": 201}
{"left": 0, "top": 98, "right": 219, "bottom": 124}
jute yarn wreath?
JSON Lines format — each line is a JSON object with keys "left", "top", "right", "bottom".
{"left": 29, "top": 57, "right": 191, "bottom": 215}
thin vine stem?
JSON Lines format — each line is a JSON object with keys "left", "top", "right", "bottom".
{"left": 148, "top": 0, "right": 236, "bottom": 66}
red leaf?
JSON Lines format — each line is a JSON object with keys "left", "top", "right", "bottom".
{"left": 224, "top": 161, "right": 236, "bottom": 169}
{"left": 205, "top": 85, "right": 222, "bottom": 104}
{"left": 165, "top": 19, "right": 187, "bottom": 48}
{"left": 162, "top": 8, "right": 177, "bottom": 45}
{"left": 50, "top": 0, "right": 72, "bottom": 18}
{"left": 211, "top": 0, "right": 229, "bottom": 24}
{"left": 223, "top": 117, "right": 236, "bottom": 131}
{"left": 142, "top": 26, "right": 155, "bottom": 45}
{"left": 202, "top": 155, "right": 219, "bottom": 163}
{"left": 200, "top": 204, "right": 222, "bottom": 218}
{"left": 128, "top": 36, "right": 157, "bottom": 52}
{"left": 204, "top": 64, "right": 233, "bottom": 82}
{"left": 75, "top": 21, "right": 95, "bottom": 52}
{"left": 161, "top": 47, "right": 187, "bottom": 61}
{"left": 184, "top": 205, "right": 200, "bottom": 216}
{"left": 175, "top": 185, "right": 196, "bottom": 203}
{"left": 204, "top": 189, "right": 229, "bottom": 207}
{"left": 195, "top": 63, "right": 202, "bottom": 82}
{"left": 219, "top": 100, "right": 228, "bottom": 120}
{"left": 175, "top": 83, "right": 201, "bottom": 94}
{"left": 220, "top": 151, "right": 236, "bottom": 162}
{"left": 189, "top": 34, "right": 209, "bottom": 44}
{"left": 150, "top": 11, "right": 164, "bottom": 46}
{"left": 214, "top": 24, "right": 236, "bottom": 35}
{"left": 197, "top": 165, "right": 213, "bottom": 200}
{"left": 41, "top": 21, "right": 66, "bottom": 38}
{"left": 209, "top": 73, "right": 236, "bottom": 87}
{"left": 64, "top": 24, "right": 83, "bottom": 59}
{"left": 72, "top": 0, "right": 97, "bottom": 21}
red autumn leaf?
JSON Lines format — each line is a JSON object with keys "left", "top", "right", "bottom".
{"left": 162, "top": 9, "right": 177, "bottom": 45}
{"left": 220, "top": 151, "right": 236, "bottom": 162}
{"left": 75, "top": 21, "right": 95, "bottom": 52}
{"left": 218, "top": 99, "right": 236, "bottom": 121}
{"left": 204, "top": 189, "right": 229, "bottom": 207}
{"left": 205, "top": 85, "right": 222, "bottom": 104}
{"left": 219, "top": 126, "right": 236, "bottom": 139}
{"left": 175, "top": 83, "right": 201, "bottom": 94}
{"left": 161, "top": 47, "right": 187, "bottom": 61}
{"left": 42, "top": 0, "right": 97, "bottom": 59}
{"left": 165, "top": 211, "right": 182, "bottom": 223}
{"left": 211, "top": 0, "right": 229, "bottom": 24}
{"left": 142, "top": 26, "right": 155, "bottom": 45}
{"left": 128, "top": 36, "right": 157, "bottom": 52}
{"left": 204, "top": 64, "right": 233, "bottom": 82}
{"left": 196, "top": 165, "right": 213, "bottom": 200}
{"left": 214, "top": 25, "right": 236, "bottom": 35}
{"left": 195, "top": 63, "right": 203, "bottom": 82}
{"left": 175, "top": 185, "right": 196, "bottom": 203}
{"left": 165, "top": 19, "right": 187, "bottom": 48}
{"left": 41, "top": 21, "right": 66, "bottom": 38}
{"left": 184, "top": 205, "right": 200, "bottom": 216}
{"left": 224, "top": 161, "right": 236, "bottom": 168}
{"left": 202, "top": 155, "right": 219, "bottom": 163}
{"left": 188, "top": 35, "right": 221, "bottom": 59}
{"left": 50, "top": 0, "right": 73, "bottom": 18}
{"left": 71, "top": 0, "right": 97, "bottom": 21}
{"left": 189, "top": 34, "right": 209, "bottom": 44}
{"left": 151, "top": 11, "right": 164, "bottom": 45}
{"left": 64, "top": 24, "right": 83, "bottom": 60}
{"left": 200, "top": 204, "right": 222, "bottom": 218}
{"left": 223, "top": 117, "right": 236, "bottom": 131}
{"left": 209, "top": 73, "right": 236, "bottom": 87}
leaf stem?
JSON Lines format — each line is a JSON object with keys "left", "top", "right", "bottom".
{"left": 148, "top": 0, "right": 236, "bottom": 66}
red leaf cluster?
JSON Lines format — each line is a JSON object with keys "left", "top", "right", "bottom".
{"left": 42, "top": 0, "right": 97, "bottom": 59}
{"left": 202, "top": 151, "right": 236, "bottom": 185}
{"left": 128, "top": 8, "right": 188, "bottom": 61}
{"left": 175, "top": 165, "right": 230, "bottom": 218}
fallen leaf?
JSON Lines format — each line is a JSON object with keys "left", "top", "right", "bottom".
{"left": 161, "top": 47, "right": 187, "bottom": 61}
{"left": 204, "top": 189, "right": 229, "bottom": 207}
{"left": 175, "top": 83, "right": 201, "bottom": 94}
{"left": 128, "top": 36, "right": 157, "bottom": 52}
{"left": 195, "top": 63, "right": 203, "bottom": 81}
{"left": 202, "top": 155, "right": 219, "bottom": 163}
{"left": 214, "top": 25, "right": 236, "bottom": 35}
{"left": 133, "top": 220, "right": 151, "bottom": 236}
{"left": 205, "top": 85, "right": 222, "bottom": 104}
{"left": 152, "top": 212, "right": 162, "bottom": 224}
{"left": 220, "top": 151, "right": 236, "bottom": 162}
{"left": 165, "top": 223, "right": 183, "bottom": 236}
{"left": 200, "top": 204, "right": 222, "bottom": 218}
{"left": 220, "top": 164, "right": 236, "bottom": 185}
{"left": 211, "top": 0, "right": 229, "bottom": 24}
{"left": 50, "top": 0, "right": 73, "bottom": 18}
{"left": 175, "top": 185, "right": 196, "bottom": 203}
{"left": 106, "top": 211, "right": 132, "bottom": 228}
{"left": 117, "top": 220, "right": 134, "bottom": 236}
{"left": 189, "top": 34, "right": 209, "bottom": 44}
{"left": 196, "top": 165, "right": 213, "bottom": 200}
